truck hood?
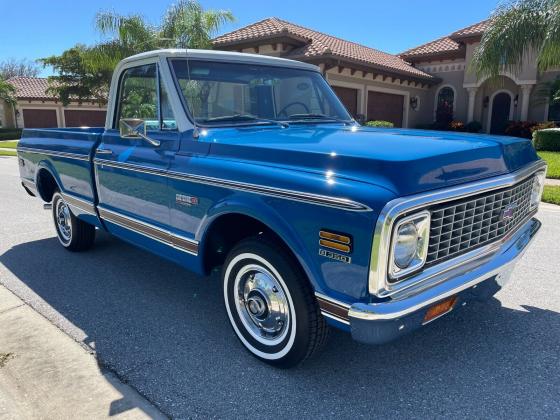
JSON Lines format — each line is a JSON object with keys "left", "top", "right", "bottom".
{"left": 205, "top": 125, "right": 539, "bottom": 196}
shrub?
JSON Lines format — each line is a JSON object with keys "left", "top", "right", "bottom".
{"left": 0, "top": 128, "right": 22, "bottom": 141}
{"left": 504, "top": 121, "right": 557, "bottom": 139}
{"left": 365, "top": 120, "right": 394, "bottom": 128}
{"left": 533, "top": 128, "right": 560, "bottom": 152}
{"left": 465, "top": 121, "right": 482, "bottom": 133}
{"left": 504, "top": 121, "right": 536, "bottom": 138}
{"left": 449, "top": 120, "right": 465, "bottom": 131}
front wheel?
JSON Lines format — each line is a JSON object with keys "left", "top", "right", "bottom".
{"left": 222, "top": 236, "right": 329, "bottom": 368}
{"left": 52, "top": 192, "right": 95, "bottom": 252}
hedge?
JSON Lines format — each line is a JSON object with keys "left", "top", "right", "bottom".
{"left": 0, "top": 128, "right": 22, "bottom": 141}
{"left": 365, "top": 120, "right": 394, "bottom": 128}
{"left": 533, "top": 128, "right": 560, "bottom": 152}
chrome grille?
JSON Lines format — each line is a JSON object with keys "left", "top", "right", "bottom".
{"left": 426, "top": 175, "right": 535, "bottom": 266}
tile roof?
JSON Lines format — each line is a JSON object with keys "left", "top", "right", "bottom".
{"left": 400, "top": 36, "right": 462, "bottom": 60}
{"left": 214, "top": 18, "right": 434, "bottom": 81}
{"left": 7, "top": 77, "right": 55, "bottom": 100}
{"left": 400, "top": 19, "right": 490, "bottom": 61}
{"left": 451, "top": 19, "right": 490, "bottom": 39}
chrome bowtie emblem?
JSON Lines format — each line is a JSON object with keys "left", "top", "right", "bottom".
{"left": 501, "top": 203, "right": 517, "bottom": 221}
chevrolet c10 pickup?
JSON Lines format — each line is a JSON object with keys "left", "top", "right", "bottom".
{"left": 17, "top": 49, "right": 546, "bottom": 367}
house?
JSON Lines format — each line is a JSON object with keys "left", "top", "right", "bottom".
{"left": 0, "top": 77, "right": 107, "bottom": 129}
{"left": 213, "top": 17, "right": 560, "bottom": 133}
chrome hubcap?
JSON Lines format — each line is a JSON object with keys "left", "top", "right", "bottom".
{"left": 56, "top": 198, "right": 72, "bottom": 242}
{"left": 234, "top": 264, "right": 290, "bottom": 345}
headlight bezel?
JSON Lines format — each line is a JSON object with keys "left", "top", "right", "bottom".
{"left": 388, "top": 210, "right": 431, "bottom": 281}
{"left": 530, "top": 170, "right": 546, "bottom": 210}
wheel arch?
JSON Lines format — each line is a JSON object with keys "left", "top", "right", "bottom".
{"left": 198, "top": 198, "right": 322, "bottom": 291}
{"left": 34, "top": 161, "right": 62, "bottom": 202}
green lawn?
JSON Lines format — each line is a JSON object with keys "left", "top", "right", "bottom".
{"left": 0, "top": 140, "right": 18, "bottom": 156}
{"left": 538, "top": 151, "right": 560, "bottom": 179}
{"left": 542, "top": 186, "right": 560, "bottom": 206}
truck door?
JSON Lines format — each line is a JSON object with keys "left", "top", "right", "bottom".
{"left": 94, "top": 62, "right": 180, "bottom": 251}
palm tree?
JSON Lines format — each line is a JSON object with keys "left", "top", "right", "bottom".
{"left": 160, "top": 0, "right": 235, "bottom": 49}
{"left": 0, "top": 79, "right": 16, "bottom": 107}
{"left": 85, "top": 12, "right": 160, "bottom": 73}
{"left": 471, "top": 0, "right": 560, "bottom": 78}
{"left": 0, "top": 79, "right": 17, "bottom": 128}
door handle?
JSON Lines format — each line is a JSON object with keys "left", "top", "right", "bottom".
{"left": 96, "top": 148, "right": 113, "bottom": 155}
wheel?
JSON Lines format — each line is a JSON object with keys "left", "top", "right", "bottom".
{"left": 222, "top": 236, "right": 329, "bottom": 368}
{"left": 52, "top": 191, "right": 95, "bottom": 252}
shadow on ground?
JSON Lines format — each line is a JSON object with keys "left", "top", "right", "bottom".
{"left": 1, "top": 232, "right": 559, "bottom": 418}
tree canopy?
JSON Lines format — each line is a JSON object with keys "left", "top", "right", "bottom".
{"left": 41, "top": 0, "right": 234, "bottom": 105}
{"left": 471, "top": 0, "right": 560, "bottom": 78}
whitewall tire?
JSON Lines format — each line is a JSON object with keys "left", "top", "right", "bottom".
{"left": 52, "top": 192, "right": 95, "bottom": 252}
{"left": 222, "top": 236, "right": 329, "bottom": 368}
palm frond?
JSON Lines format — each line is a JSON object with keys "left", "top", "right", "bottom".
{"left": 471, "top": 0, "right": 560, "bottom": 78}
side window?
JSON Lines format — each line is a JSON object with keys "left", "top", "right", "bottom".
{"left": 115, "top": 64, "right": 177, "bottom": 130}
{"left": 116, "top": 64, "right": 158, "bottom": 128}
{"left": 159, "top": 76, "right": 177, "bottom": 130}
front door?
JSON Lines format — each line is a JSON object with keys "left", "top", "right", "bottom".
{"left": 95, "top": 63, "right": 179, "bottom": 242}
{"left": 490, "top": 92, "right": 511, "bottom": 134}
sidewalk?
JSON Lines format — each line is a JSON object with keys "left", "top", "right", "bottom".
{"left": 545, "top": 177, "right": 560, "bottom": 186}
{"left": 0, "top": 285, "right": 166, "bottom": 419}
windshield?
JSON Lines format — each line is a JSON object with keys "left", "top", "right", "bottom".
{"left": 170, "top": 59, "right": 352, "bottom": 126}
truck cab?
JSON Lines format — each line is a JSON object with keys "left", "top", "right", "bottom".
{"left": 17, "top": 50, "right": 546, "bottom": 367}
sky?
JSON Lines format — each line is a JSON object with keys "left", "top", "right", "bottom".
{"left": 1, "top": 0, "right": 499, "bottom": 77}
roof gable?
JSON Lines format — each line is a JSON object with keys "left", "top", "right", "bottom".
{"left": 214, "top": 17, "right": 434, "bottom": 81}
{"left": 400, "top": 19, "right": 490, "bottom": 62}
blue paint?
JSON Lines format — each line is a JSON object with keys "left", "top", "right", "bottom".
{"left": 15, "top": 61, "right": 542, "bottom": 346}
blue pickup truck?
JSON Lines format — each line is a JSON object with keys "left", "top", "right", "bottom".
{"left": 17, "top": 50, "right": 546, "bottom": 367}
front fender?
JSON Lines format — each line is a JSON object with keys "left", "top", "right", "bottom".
{"left": 198, "top": 192, "right": 324, "bottom": 292}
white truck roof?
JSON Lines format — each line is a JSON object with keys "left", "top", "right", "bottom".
{"left": 122, "top": 49, "right": 320, "bottom": 72}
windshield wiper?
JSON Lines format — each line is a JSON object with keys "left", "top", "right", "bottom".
{"left": 286, "top": 113, "right": 353, "bottom": 125}
{"left": 201, "top": 114, "right": 288, "bottom": 128}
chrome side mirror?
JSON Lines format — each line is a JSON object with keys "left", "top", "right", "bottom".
{"left": 119, "top": 118, "right": 160, "bottom": 147}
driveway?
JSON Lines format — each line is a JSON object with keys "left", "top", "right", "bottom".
{"left": 1, "top": 155, "right": 560, "bottom": 419}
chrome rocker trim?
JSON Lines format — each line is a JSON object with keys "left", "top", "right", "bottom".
{"left": 94, "top": 158, "right": 371, "bottom": 212}
{"left": 350, "top": 217, "right": 540, "bottom": 326}
{"left": 61, "top": 193, "right": 96, "bottom": 216}
{"left": 98, "top": 206, "right": 199, "bottom": 255}
{"left": 17, "top": 146, "right": 90, "bottom": 162}
{"left": 369, "top": 160, "right": 547, "bottom": 297}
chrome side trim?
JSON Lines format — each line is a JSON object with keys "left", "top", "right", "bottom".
{"left": 18, "top": 146, "right": 90, "bottom": 162}
{"left": 98, "top": 206, "right": 199, "bottom": 255}
{"left": 94, "top": 158, "right": 371, "bottom": 212}
{"left": 315, "top": 292, "right": 351, "bottom": 325}
{"left": 369, "top": 160, "right": 547, "bottom": 297}
{"left": 61, "top": 193, "right": 96, "bottom": 216}
{"left": 22, "top": 178, "right": 37, "bottom": 191}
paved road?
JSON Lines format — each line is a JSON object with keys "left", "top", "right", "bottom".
{"left": 1, "top": 155, "right": 560, "bottom": 419}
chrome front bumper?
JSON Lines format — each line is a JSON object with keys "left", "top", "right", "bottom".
{"left": 348, "top": 217, "right": 541, "bottom": 344}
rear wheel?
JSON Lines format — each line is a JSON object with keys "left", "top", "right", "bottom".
{"left": 52, "top": 192, "right": 95, "bottom": 251}
{"left": 222, "top": 236, "right": 329, "bottom": 368}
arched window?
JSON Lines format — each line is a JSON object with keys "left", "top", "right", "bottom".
{"left": 436, "top": 87, "right": 455, "bottom": 124}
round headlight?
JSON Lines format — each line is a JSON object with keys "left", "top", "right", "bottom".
{"left": 393, "top": 222, "right": 418, "bottom": 269}
{"left": 530, "top": 172, "right": 545, "bottom": 209}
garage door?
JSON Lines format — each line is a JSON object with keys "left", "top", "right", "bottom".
{"left": 64, "top": 110, "right": 107, "bottom": 127}
{"left": 22, "top": 109, "right": 58, "bottom": 128}
{"left": 332, "top": 86, "right": 358, "bottom": 118}
{"left": 367, "top": 91, "right": 404, "bottom": 127}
